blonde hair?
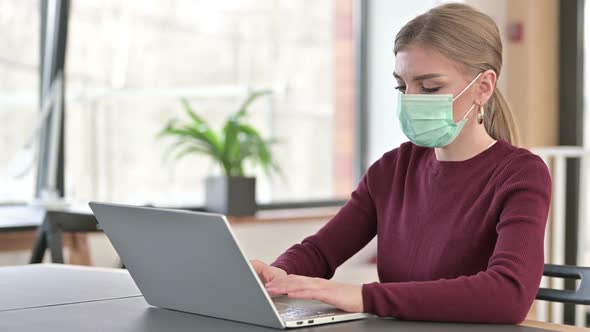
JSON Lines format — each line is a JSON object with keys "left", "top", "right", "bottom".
{"left": 394, "top": 3, "right": 519, "bottom": 145}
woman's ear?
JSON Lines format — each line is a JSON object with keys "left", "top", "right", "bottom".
{"left": 477, "top": 69, "right": 497, "bottom": 105}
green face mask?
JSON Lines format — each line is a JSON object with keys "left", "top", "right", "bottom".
{"left": 396, "top": 73, "right": 482, "bottom": 148}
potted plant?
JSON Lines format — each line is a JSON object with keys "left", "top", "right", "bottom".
{"left": 159, "top": 90, "right": 280, "bottom": 216}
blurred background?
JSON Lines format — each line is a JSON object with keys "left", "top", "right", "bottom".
{"left": 0, "top": 0, "right": 588, "bottom": 327}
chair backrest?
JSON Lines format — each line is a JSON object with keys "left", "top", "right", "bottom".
{"left": 536, "top": 264, "right": 590, "bottom": 305}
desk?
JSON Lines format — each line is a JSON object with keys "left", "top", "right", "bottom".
{"left": 0, "top": 264, "right": 586, "bottom": 332}
{"left": 0, "top": 205, "right": 98, "bottom": 265}
{"left": 0, "top": 264, "right": 140, "bottom": 312}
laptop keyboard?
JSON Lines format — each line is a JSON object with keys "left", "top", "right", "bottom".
{"left": 274, "top": 302, "right": 338, "bottom": 320}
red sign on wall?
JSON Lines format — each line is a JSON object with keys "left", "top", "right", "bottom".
{"left": 507, "top": 21, "right": 524, "bottom": 43}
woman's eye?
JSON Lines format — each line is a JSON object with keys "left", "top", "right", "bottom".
{"left": 395, "top": 85, "right": 406, "bottom": 93}
{"left": 422, "top": 87, "right": 441, "bottom": 93}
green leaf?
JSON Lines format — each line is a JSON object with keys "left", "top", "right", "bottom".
{"left": 162, "top": 139, "right": 188, "bottom": 161}
{"left": 236, "top": 90, "right": 272, "bottom": 118}
{"left": 160, "top": 125, "right": 222, "bottom": 164}
{"left": 157, "top": 119, "right": 179, "bottom": 138}
{"left": 181, "top": 98, "right": 206, "bottom": 125}
{"left": 180, "top": 99, "right": 223, "bottom": 153}
{"left": 221, "top": 90, "right": 271, "bottom": 150}
{"left": 159, "top": 93, "right": 280, "bottom": 178}
{"left": 173, "top": 145, "right": 211, "bottom": 161}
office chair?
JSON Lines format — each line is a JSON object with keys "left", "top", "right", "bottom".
{"left": 536, "top": 264, "right": 590, "bottom": 305}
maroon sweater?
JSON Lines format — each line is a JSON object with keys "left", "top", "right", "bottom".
{"left": 272, "top": 140, "right": 551, "bottom": 324}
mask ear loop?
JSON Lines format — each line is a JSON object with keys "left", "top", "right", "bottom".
{"left": 458, "top": 104, "right": 476, "bottom": 122}
{"left": 452, "top": 72, "right": 483, "bottom": 102}
{"left": 453, "top": 72, "right": 483, "bottom": 123}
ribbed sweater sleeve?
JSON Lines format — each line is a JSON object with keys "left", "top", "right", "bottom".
{"left": 270, "top": 164, "right": 379, "bottom": 279}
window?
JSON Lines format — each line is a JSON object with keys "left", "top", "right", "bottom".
{"left": 0, "top": 1, "right": 39, "bottom": 203}
{"left": 65, "top": 0, "right": 355, "bottom": 206}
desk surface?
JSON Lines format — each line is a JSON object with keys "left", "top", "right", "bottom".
{"left": 0, "top": 264, "right": 140, "bottom": 311}
{"left": 0, "top": 264, "right": 587, "bottom": 331}
{"left": 0, "top": 296, "right": 560, "bottom": 332}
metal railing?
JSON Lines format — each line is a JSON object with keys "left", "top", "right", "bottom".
{"left": 532, "top": 146, "right": 590, "bottom": 327}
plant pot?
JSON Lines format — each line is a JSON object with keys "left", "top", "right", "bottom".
{"left": 205, "top": 176, "right": 257, "bottom": 216}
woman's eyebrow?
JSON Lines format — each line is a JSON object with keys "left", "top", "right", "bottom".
{"left": 392, "top": 72, "right": 446, "bottom": 81}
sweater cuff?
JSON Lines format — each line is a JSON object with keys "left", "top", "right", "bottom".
{"left": 270, "top": 259, "right": 297, "bottom": 275}
{"left": 361, "top": 282, "right": 380, "bottom": 314}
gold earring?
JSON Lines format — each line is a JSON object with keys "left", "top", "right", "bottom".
{"left": 477, "top": 105, "right": 484, "bottom": 125}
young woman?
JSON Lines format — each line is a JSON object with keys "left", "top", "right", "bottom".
{"left": 252, "top": 3, "right": 551, "bottom": 324}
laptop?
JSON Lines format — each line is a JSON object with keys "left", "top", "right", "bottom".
{"left": 89, "top": 202, "right": 370, "bottom": 329}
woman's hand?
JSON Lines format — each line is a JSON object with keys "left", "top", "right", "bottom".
{"left": 250, "top": 260, "right": 287, "bottom": 284}
{"left": 265, "top": 275, "right": 364, "bottom": 313}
